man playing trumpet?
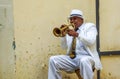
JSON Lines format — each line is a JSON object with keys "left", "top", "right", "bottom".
{"left": 48, "top": 9, "right": 102, "bottom": 79}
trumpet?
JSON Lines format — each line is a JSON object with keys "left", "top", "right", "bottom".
{"left": 53, "top": 23, "right": 75, "bottom": 37}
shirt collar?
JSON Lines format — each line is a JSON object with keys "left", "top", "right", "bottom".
{"left": 78, "top": 23, "right": 85, "bottom": 31}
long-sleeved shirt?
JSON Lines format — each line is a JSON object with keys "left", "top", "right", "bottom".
{"left": 61, "top": 23, "right": 102, "bottom": 70}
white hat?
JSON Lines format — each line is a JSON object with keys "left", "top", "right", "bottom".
{"left": 69, "top": 9, "right": 84, "bottom": 19}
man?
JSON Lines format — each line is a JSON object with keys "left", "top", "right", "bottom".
{"left": 48, "top": 9, "right": 102, "bottom": 79}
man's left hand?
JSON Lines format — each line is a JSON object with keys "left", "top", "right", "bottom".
{"left": 68, "top": 29, "right": 78, "bottom": 37}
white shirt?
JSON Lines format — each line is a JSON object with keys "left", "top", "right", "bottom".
{"left": 61, "top": 23, "right": 102, "bottom": 70}
{"left": 61, "top": 23, "right": 89, "bottom": 55}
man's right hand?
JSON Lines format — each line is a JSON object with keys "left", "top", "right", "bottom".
{"left": 67, "top": 29, "right": 78, "bottom": 37}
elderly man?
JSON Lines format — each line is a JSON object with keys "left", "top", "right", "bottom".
{"left": 48, "top": 9, "right": 102, "bottom": 79}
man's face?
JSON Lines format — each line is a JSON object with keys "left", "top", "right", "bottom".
{"left": 69, "top": 16, "right": 83, "bottom": 29}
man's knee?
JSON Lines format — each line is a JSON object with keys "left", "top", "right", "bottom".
{"left": 49, "top": 56, "right": 56, "bottom": 64}
{"left": 80, "top": 57, "right": 89, "bottom": 64}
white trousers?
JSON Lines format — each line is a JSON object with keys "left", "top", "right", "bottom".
{"left": 48, "top": 55, "right": 95, "bottom": 79}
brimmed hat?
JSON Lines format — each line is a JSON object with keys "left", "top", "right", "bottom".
{"left": 69, "top": 9, "right": 84, "bottom": 19}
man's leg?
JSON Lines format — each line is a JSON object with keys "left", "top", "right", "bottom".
{"left": 79, "top": 56, "right": 95, "bottom": 79}
{"left": 48, "top": 56, "right": 61, "bottom": 79}
{"left": 48, "top": 55, "right": 78, "bottom": 79}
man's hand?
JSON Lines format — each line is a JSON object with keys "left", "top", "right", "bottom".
{"left": 68, "top": 29, "right": 79, "bottom": 37}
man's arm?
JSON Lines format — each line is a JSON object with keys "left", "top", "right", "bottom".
{"left": 78, "top": 23, "right": 97, "bottom": 46}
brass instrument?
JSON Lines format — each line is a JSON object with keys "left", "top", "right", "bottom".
{"left": 53, "top": 23, "right": 74, "bottom": 37}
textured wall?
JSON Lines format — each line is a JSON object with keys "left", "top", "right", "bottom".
{"left": 100, "top": 0, "right": 120, "bottom": 51}
{"left": 101, "top": 56, "right": 120, "bottom": 79}
{"left": 0, "top": 0, "right": 15, "bottom": 79}
{"left": 1, "top": 0, "right": 120, "bottom": 79}
{"left": 13, "top": 0, "right": 95, "bottom": 79}
{"left": 100, "top": 1, "right": 120, "bottom": 79}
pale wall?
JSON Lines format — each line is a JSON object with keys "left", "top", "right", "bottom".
{"left": 100, "top": 0, "right": 120, "bottom": 51}
{"left": 101, "top": 56, "right": 120, "bottom": 79}
{"left": 0, "top": 0, "right": 120, "bottom": 79}
{"left": 100, "top": 0, "right": 120, "bottom": 79}
{"left": 0, "top": 0, "right": 15, "bottom": 79}
{"left": 13, "top": 0, "right": 95, "bottom": 79}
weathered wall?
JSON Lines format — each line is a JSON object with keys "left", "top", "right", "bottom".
{"left": 101, "top": 56, "right": 120, "bottom": 79}
{"left": 13, "top": 0, "right": 95, "bottom": 79}
{"left": 1, "top": 0, "right": 120, "bottom": 79}
{"left": 100, "top": 0, "right": 120, "bottom": 79}
{"left": 0, "top": 0, "right": 15, "bottom": 79}
{"left": 100, "top": 0, "right": 120, "bottom": 51}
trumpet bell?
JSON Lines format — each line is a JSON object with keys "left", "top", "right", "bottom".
{"left": 53, "top": 28, "right": 62, "bottom": 37}
{"left": 53, "top": 23, "right": 74, "bottom": 37}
